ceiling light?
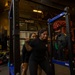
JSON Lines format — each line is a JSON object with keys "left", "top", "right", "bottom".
{"left": 33, "top": 9, "right": 43, "bottom": 14}
{"left": 5, "top": 2, "right": 8, "bottom": 7}
{"left": 37, "top": 10, "right": 43, "bottom": 13}
{"left": 33, "top": 10, "right": 38, "bottom": 12}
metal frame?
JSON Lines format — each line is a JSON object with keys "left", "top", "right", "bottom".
{"left": 9, "top": 0, "right": 13, "bottom": 65}
{"left": 48, "top": 22, "right": 55, "bottom": 75}
{"left": 9, "top": 0, "right": 20, "bottom": 75}
{"left": 48, "top": 7, "right": 75, "bottom": 75}
{"left": 9, "top": 0, "right": 75, "bottom": 75}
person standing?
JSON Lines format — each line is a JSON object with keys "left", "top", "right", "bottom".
{"left": 27, "top": 28, "right": 52, "bottom": 75}
{"left": 21, "top": 33, "right": 36, "bottom": 75}
{"left": 21, "top": 32, "right": 42, "bottom": 75}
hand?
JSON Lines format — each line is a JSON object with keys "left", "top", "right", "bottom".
{"left": 21, "top": 63, "right": 28, "bottom": 70}
{"left": 25, "top": 38, "right": 30, "bottom": 43}
{"left": 21, "top": 63, "right": 26, "bottom": 69}
{"left": 21, "top": 63, "right": 25, "bottom": 69}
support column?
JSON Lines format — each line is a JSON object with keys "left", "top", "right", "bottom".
{"left": 12, "top": 0, "right": 20, "bottom": 75}
{"left": 65, "top": 7, "right": 75, "bottom": 75}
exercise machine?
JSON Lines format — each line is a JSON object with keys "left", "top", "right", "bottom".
{"left": 47, "top": 7, "right": 75, "bottom": 75}
{"left": 9, "top": 0, "right": 20, "bottom": 75}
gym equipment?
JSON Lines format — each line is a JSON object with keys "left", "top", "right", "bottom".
{"left": 48, "top": 7, "right": 75, "bottom": 75}
{"left": 0, "top": 51, "right": 9, "bottom": 64}
{"left": 9, "top": 64, "right": 14, "bottom": 75}
{"left": 9, "top": 0, "right": 20, "bottom": 75}
{"left": 52, "top": 59, "right": 69, "bottom": 67}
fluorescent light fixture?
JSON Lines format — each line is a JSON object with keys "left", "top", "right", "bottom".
{"left": 37, "top": 10, "right": 43, "bottom": 13}
{"left": 33, "top": 10, "right": 38, "bottom": 12}
{"left": 33, "top": 9, "right": 43, "bottom": 13}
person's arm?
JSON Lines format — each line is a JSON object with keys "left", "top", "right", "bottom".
{"left": 21, "top": 44, "right": 27, "bottom": 69}
{"left": 25, "top": 41, "right": 32, "bottom": 51}
{"left": 21, "top": 44, "right": 26, "bottom": 63}
{"left": 25, "top": 39, "right": 35, "bottom": 51}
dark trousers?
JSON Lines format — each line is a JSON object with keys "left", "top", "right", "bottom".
{"left": 29, "top": 58, "right": 52, "bottom": 75}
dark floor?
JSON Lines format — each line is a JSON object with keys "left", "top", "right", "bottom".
{"left": 0, "top": 64, "right": 9, "bottom": 75}
{"left": 0, "top": 64, "right": 70, "bottom": 75}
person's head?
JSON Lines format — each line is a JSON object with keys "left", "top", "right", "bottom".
{"left": 38, "top": 28, "right": 48, "bottom": 40}
{"left": 29, "top": 33, "right": 37, "bottom": 40}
